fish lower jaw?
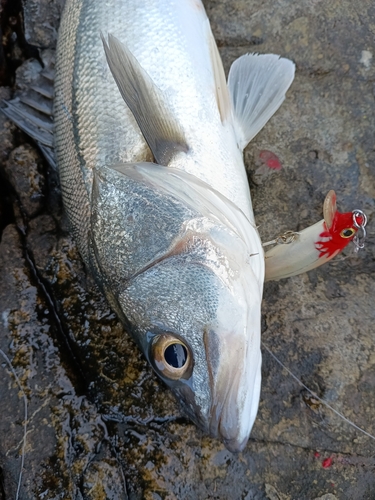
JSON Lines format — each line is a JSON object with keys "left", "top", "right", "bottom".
{"left": 206, "top": 401, "right": 254, "bottom": 453}
{"left": 179, "top": 400, "right": 250, "bottom": 452}
{"left": 207, "top": 354, "right": 262, "bottom": 453}
{"left": 206, "top": 416, "right": 251, "bottom": 453}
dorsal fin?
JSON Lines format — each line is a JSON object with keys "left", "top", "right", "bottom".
{"left": 228, "top": 53, "right": 295, "bottom": 150}
{"left": 101, "top": 33, "right": 189, "bottom": 166}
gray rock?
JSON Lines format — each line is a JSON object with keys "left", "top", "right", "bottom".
{"left": 0, "top": 87, "right": 16, "bottom": 164}
{"left": 314, "top": 495, "right": 338, "bottom": 500}
{"left": 0, "top": 224, "right": 127, "bottom": 499}
{"left": 22, "top": 0, "right": 66, "bottom": 49}
{"left": 14, "top": 58, "right": 43, "bottom": 92}
{"left": 3, "top": 144, "right": 45, "bottom": 218}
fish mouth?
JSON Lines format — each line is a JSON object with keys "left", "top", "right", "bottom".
{"left": 204, "top": 324, "right": 262, "bottom": 453}
{"left": 210, "top": 355, "right": 262, "bottom": 453}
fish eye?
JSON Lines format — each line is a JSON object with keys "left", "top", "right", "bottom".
{"left": 151, "top": 335, "right": 193, "bottom": 380}
{"left": 164, "top": 343, "right": 187, "bottom": 368}
{"left": 340, "top": 228, "right": 355, "bottom": 238}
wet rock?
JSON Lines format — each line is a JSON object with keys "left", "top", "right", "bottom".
{"left": 0, "top": 0, "right": 26, "bottom": 86}
{"left": 0, "top": 224, "right": 56, "bottom": 499}
{"left": 314, "top": 495, "right": 338, "bottom": 500}
{"left": 0, "top": 87, "right": 16, "bottom": 234}
{"left": 22, "top": 0, "right": 65, "bottom": 49}
{"left": 13, "top": 57, "right": 43, "bottom": 92}
{"left": 265, "top": 483, "right": 288, "bottom": 500}
{"left": 0, "top": 224, "right": 127, "bottom": 499}
{"left": 0, "top": 11, "right": 6, "bottom": 85}
{"left": 27, "top": 214, "right": 57, "bottom": 271}
{"left": 0, "top": 87, "right": 15, "bottom": 161}
{"left": 3, "top": 144, "right": 45, "bottom": 218}
{"left": 82, "top": 456, "right": 127, "bottom": 500}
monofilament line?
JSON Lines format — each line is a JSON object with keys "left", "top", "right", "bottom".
{"left": 0, "top": 348, "right": 28, "bottom": 500}
{"left": 262, "top": 342, "right": 375, "bottom": 442}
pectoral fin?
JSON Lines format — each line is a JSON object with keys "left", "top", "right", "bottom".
{"left": 101, "top": 34, "right": 188, "bottom": 165}
{"left": 112, "top": 161, "right": 257, "bottom": 245}
{"left": 110, "top": 162, "right": 264, "bottom": 284}
{"left": 228, "top": 54, "right": 295, "bottom": 150}
{"left": 92, "top": 161, "right": 264, "bottom": 289}
{"left": 91, "top": 162, "right": 198, "bottom": 284}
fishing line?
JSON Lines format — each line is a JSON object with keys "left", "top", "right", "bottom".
{"left": 0, "top": 348, "right": 28, "bottom": 500}
{"left": 262, "top": 341, "right": 375, "bottom": 442}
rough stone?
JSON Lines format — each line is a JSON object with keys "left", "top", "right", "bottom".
{"left": 0, "top": 86, "right": 16, "bottom": 233}
{"left": 0, "top": 0, "right": 374, "bottom": 498}
{"left": 3, "top": 144, "right": 45, "bottom": 218}
{"left": 0, "top": 224, "right": 127, "bottom": 499}
{"left": 0, "top": 87, "right": 16, "bottom": 164}
{"left": 314, "top": 495, "right": 339, "bottom": 500}
{"left": 22, "top": 0, "right": 66, "bottom": 49}
{"left": 13, "top": 57, "right": 43, "bottom": 92}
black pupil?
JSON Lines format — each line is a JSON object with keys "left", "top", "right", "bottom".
{"left": 343, "top": 229, "right": 353, "bottom": 237}
{"left": 164, "top": 343, "right": 187, "bottom": 368}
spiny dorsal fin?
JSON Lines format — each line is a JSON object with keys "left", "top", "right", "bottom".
{"left": 205, "top": 20, "right": 231, "bottom": 123}
{"left": 228, "top": 53, "right": 295, "bottom": 150}
{"left": 101, "top": 33, "right": 188, "bottom": 166}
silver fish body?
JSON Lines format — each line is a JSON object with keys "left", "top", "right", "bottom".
{"left": 55, "top": 0, "right": 294, "bottom": 451}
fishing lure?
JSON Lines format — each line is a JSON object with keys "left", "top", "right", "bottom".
{"left": 264, "top": 190, "right": 368, "bottom": 281}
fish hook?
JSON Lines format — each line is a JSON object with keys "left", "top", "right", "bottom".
{"left": 352, "top": 209, "right": 368, "bottom": 252}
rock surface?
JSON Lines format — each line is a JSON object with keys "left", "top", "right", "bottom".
{"left": 3, "top": 144, "right": 45, "bottom": 218}
{"left": 0, "top": 0, "right": 374, "bottom": 499}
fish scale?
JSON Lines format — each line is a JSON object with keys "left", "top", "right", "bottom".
{"left": 55, "top": 0, "right": 90, "bottom": 262}
{"left": 55, "top": 0, "right": 151, "bottom": 262}
{"left": 55, "top": 0, "right": 254, "bottom": 231}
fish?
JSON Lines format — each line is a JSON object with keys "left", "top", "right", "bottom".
{"left": 51, "top": 0, "right": 295, "bottom": 452}
{"left": 2, "top": 0, "right": 366, "bottom": 453}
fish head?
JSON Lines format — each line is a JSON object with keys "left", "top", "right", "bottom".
{"left": 120, "top": 237, "right": 263, "bottom": 452}
{"left": 90, "top": 163, "right": 264, "bottom": 452}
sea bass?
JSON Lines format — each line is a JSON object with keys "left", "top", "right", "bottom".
{"left": 53, "top": 0, "right": 296, "bottom": 452}
{"left": 0, "top": 0, "right": 369, "bottom": 457}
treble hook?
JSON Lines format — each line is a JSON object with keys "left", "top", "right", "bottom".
{"left": 352, "top": 209, "right": 368, "bottom": 252}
